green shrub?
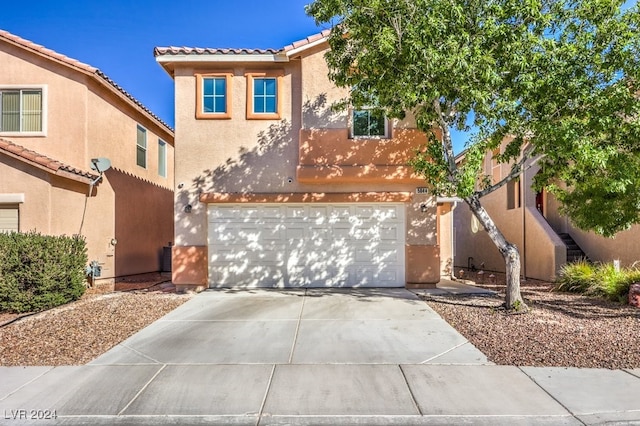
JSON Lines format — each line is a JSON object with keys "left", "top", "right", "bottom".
{"left": 556, "top": 260, "right": 640, "bottom": 302}
{"left": 0, "top": 232, "right": 87, "bottom": 313}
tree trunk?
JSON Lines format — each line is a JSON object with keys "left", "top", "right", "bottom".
{"left": 466, "top": 195, "right": 527, "bottom": 311}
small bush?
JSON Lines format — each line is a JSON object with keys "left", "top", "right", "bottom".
{"left": 556, "top": 260, "right": 596, "bottom": 293}
{"left": 556, "top": 260, "right": 640, "bottom": 302}
{"left": 0, "top": 232, "right": 87, "bottom": 313}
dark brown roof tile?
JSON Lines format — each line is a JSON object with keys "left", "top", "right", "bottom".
{"left": 0, "top": 137, "right": 98, "bottom": 182}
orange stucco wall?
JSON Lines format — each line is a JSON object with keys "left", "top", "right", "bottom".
{"left": 167, "top": 40, "right": 442, "bottom": 289}
{"left": 406, "top": 245, "right": 441, "bottom": 285}
{"left": 0, "top": 35, "right": 175, "bottom": 282}
{"left": 172, "top": 246, "right": 208, "bottom": 291}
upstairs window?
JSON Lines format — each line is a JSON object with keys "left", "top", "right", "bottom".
{"left": 352, "top": 109, "right": 387, "bottom": 138}
{"left": 158, "top": 139, "right": 167, "bottom": 178}
{"left": 196, "top": 72, "right": 232, "bottom": 119}
{"left": 136, "top": 125, "right": 147, "bottom": 168}
{"left": 245, "top": 71, "right": 283, "bottom": 120}
{"left": 253, "top": 78, "right": 277, "bottom": 113}
{"left": 0, "top": 88, "right": 45, "bottom": 134}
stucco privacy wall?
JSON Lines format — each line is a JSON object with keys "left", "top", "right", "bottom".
{"left": 0, "top": 31, "right": 175, "bottom": 283}
{"left": 454, "top": 146, "right": 566, "bottom": 282}
{"left": 457, "top": 133, "right": 640, "bottom": 280}
{"left": 162, "top": 36, "right": 445, "bottom": 290}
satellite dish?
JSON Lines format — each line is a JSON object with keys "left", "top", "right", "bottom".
{"left": 90, "top": 158, "right": 112, "bottom": 173}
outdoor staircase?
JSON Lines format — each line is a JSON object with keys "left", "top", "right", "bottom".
{"left": 558, "top": 233, "right": 589, "bottom": 263}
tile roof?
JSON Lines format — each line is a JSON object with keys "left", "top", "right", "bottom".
{"left": 0, "top": 137, "right": 98, "bottom": 183}
{"left": 283, "top": 29, "right": 332, "bottom": 53}
{"left": 154, "top": 29, "right": 332, "bottom": 58}
{"left": 154, "top": 46, "right": 283, "bottom": 56}
{"left": 0, "top": 30, "right": 173, "bottom": 134}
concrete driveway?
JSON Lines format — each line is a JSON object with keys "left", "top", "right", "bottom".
{"left": 91, "top": 288, "right": 488, "bottom": 365}
{"left": 2, "top": 288, "right": 639, "bottom": 425}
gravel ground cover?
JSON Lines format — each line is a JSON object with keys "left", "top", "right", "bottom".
{"left": 1, "top": 276, "right": 638, "bottom": 368}
{"left": 0, "top": 289, "right": 191, "bottom": 366}
{"left": 424, "top": 278, "right": 640, "bottom": 369}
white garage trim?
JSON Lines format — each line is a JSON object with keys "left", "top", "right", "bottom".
{"left": 208, "top": 203, "right": 406, "bottom": 288}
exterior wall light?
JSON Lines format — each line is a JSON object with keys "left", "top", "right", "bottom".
{"left": 184, "top": 204, "right": 192, "bottom": 213}
{"left": 420, "top": 204, "right": 428, "bottom": 213}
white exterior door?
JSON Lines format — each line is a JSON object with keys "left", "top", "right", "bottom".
{"left": 208, "top": 203, "right": 405, "bottom": 288}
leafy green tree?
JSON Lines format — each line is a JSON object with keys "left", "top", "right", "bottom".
{"left": 307, "top": 0, "right": 640, "bottom": 310}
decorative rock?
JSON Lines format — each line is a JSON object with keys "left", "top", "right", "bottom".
{"left": 629, "top": 283, "right": 640, "bottom": 307}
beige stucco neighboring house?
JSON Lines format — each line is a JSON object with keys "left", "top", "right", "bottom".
{"left": 155, "top": 31, "right": 455, "bottom": 292}
{"left": 454, "top": 141, "right": 640, "bottom": 282}
{"left": 0, "top": 30, "right": 175, "bottom": 287}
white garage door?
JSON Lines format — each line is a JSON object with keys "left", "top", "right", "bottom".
{"left": 208, "top": 203, "right": 405, "bottom": 288}
{"left": 0, "top": 207, "right": 18, "bottom": 233}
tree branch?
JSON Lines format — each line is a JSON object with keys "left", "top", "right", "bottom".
{"left": 432, "top": 98, "right": 457, "bottom": 174}
{"left": 475, "top": 145, "right": 541, "bottom": 198}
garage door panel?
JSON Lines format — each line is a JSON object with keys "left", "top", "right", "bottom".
{"left": 377, "top": 269, "right": 401, "bottom": 284}
{"left": 208, "top": 203, "right": 406, "bottom": 288}
{"left": 285, "top": 226, "right": 305, "bottom": 240}
{"left": 309, "top": 206, "right": 329, "bottom": 218}
{"left": 378, "top": 248, "right": 400, "bottom": 263}
{"left": 332, "top": 226, "right": 352, "bottom": 239}
{"left": 261, "top": 206, "right": 282, "bottom": 218}
{"left": 380, "top": 226, "right": 400, "bottom": 240}
{"left": 285, "top": 206, "right": 306, "bottom": 219}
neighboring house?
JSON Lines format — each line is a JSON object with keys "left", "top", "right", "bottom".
{"left": 454, "top": 141, "right": 640, "bottom": 282}
{"left": 155, "top": 31, "right": 456, "bottom": 292}
{"left": 0, "top": 30, "right": 175, "bottom": 287}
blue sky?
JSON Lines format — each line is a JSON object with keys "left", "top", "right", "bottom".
{"left": 1, "top": 0, "right": 474, "bottom": 152}
{"left": 0, "top": 1, "right": 327, "bottom": 132}
{"left": 2, "top": 1, "right": 635, "bottom": 154}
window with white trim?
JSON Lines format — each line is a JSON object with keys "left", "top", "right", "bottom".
{"left": 158, "top": 139, "right": 167, "bottom": 178}
{"left": 136, "top": 125, "right": 147, "bottom": 168}
{"left": 352, "top": 108, "right": 388, "bottom": 138}
{"left": 0, "top": 88, "right": 44, "bottom": 134}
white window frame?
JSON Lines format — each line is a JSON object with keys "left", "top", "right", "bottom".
{"left": 0, "top": 85, "right": 47, "bottom": 136}
{"left": 158, "top": 139, "right": 167, "bottom": 178}
{"left": 136, "top": 125, "right": 147, "bottom": 168}
{"left": 350, "top": 107, "right": 389, "bottom": 139}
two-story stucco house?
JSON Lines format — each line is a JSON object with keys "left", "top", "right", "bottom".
{"left": 454, "top": 140, "right": 640, "bottom": 282}
{"left": 0, "top": 30, "right": 175, "bottom": 287}
{"left": 155, "top": 31, "right": 455, "bottom": 292}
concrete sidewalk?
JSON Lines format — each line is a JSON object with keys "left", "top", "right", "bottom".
{"left": 1, "top": 288, "right": 639, "bottom": 425}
